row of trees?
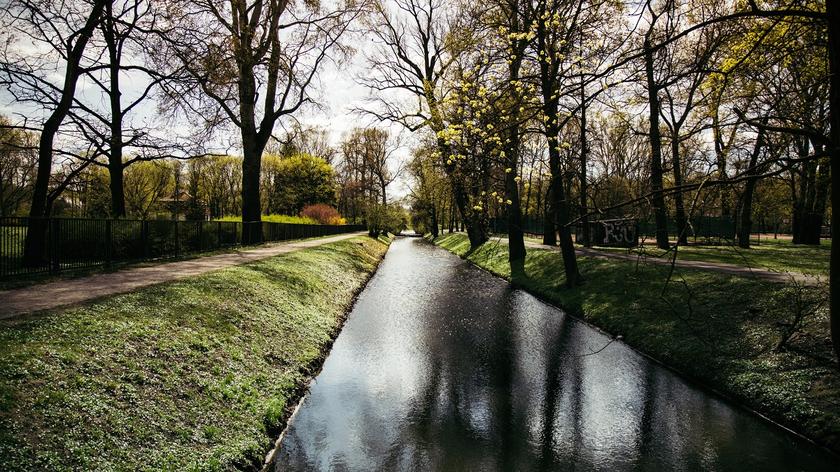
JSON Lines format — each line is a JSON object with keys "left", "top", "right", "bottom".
{"left": 376, "top": 0, "right": 838, "bottom": 362}
{"left": 1, "top": 119, "right": 408, "bottom": 224}
{"left": 0, "top": 0, "right": 369, "bottom": 263}
{"left": 2, "top": 1, "right": 836, "bottom": 362}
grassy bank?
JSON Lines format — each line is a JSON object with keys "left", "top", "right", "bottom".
{"left": 435, "top": 233, "right": 840, "bottom": 453}
{"left": 0, "top": 236, "right": 389, "bottom": 471}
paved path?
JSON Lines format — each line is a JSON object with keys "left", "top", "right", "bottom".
{"left": 0, "top": 232, "right": 367, "bottom": 320}
{"left": 493, "top": 237, "right": 822, "bottom": 286}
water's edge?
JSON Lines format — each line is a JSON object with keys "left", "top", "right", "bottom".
{"left": 258, "top": 238, "right": 392, "bottom": 471}
{"left": 436, "top": 237, "right": 840, "bottom": 461}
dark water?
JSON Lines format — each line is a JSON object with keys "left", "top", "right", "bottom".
{"left": 273, "top": 238, "right": 839, "bottom": 471}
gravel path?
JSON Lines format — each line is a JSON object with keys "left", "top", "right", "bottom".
{"left": 487, "top": 237, "right": 823, "bottom": 286}
{"left": 0, "top": 232, "right": 367, "bottom": 320}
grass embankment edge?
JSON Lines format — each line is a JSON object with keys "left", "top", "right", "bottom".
{"left": 432, "top": 232, "right": 840, "bottom": 457}
{"left": 0, "top": 232, "right": 366, "bottom": 292}
{"left": 0, "top": 235, "right": 391, "bottom": 471}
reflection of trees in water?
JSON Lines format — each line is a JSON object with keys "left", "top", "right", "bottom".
{"left": 276, "top": 240, "right": 839, "bottom": 472}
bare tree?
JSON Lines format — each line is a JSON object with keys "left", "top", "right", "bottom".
{"left": 341, "top": 127, "right": 402, "bottom": 205}
{"left": 360, "top": 0, "right": 491, "bottom": 248}
{"left": 0, "top": 0, "right": 108, "bottom": 265}
{"left": 158, "top": 0, "right": 362, "bottom": 243}
{"left": 0, "top": 117, "right": 38, "bottom": 216}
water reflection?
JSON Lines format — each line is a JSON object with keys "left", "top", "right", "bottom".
{"left": 273, "top": 238, "right": 837, "bottom": 471}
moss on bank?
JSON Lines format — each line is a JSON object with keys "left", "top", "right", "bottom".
{"left": 435, "top": 233, "right": 840, "bottom": 454}
{"left": 0, "top": 236, "right": 389, "bottom": 471}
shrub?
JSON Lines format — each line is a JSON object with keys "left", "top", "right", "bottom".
{"left": 215, "top": 214, "right": 318, "bottom": 224}
{"left": 300, "top": 204, "right": 346, "bottom": 225}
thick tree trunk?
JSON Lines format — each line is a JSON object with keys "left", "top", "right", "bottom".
{"left": 548, "top": 140, "right": 580, "bottom": 286}
{"left": 455, "top": 177, "right": 487, "bottom": 249}
{"left": 543, "top": 182, "right": 558, "bottom": 245}
{"left": 505, "top": 44, "right": 526, "bottom": 275}
{"left": 737, "top": 127, "right": 766, "bottom": 248}
{"left": 23, "top": 0, "right": 106, "bottom": 266}
{"left": 824, "top": 0, "right": 840, "bottom": 367}
{"left": 792, "top": 138, "right": 824, "bottom": 245}
{"left": 241, "top": 137, "right": 264, "bottom": 244}
{"left": 434, "top": 133, "right": 487, "bottom": 249}
{"left": 104, "top": 3, "right": 126, "bottom": 218}
{"left": 237, "top": 54, "right": 264, "bottom": 244}
{"left": 505, "top": 140, "right": 526, "bottom": 274}
{"left": 712, "top": 111, "right": 731, "bottom": 219}
{"left": 644, "top": 37, "right": 670, "bottom": 250}
{"left": 538, "top": 18, "right": 557, "bottom": 249}
{"left": 506, "top": 169, "right": 526, "bottom": 274}
{"left": 448, "top": 194, "right": 455, "bottom": 232}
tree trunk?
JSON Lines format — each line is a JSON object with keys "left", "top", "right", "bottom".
{"left": 737, "top": 126, "right": 766, "bottom": 248}
{"left": 671, "top": 134, "right": 688, "bottom": 245}
{"left": 792, "top": 138, "right": 823, "bottom": 245}
{"left": 104, "top": 2, "right": 126, "bottom": 218}
{"left": 448, "top": 194, "right": 455, "bottom": 232}
{"left": 505, "top": 34, "right": 526, "bottom": 276}
{"left": 543, "top": 190, "right": 557, "bottom": 245}
{"left": 430, "top": 203, "right": 439, "bottom": 238}
{"left": 548, "top": 139, "right": 580, "bottom": 286}
{"left": 826, "top": 0, "right": 840, "bottom": 366}
{"left": 436, "top": 135, "right": 487, "bottom": 249}
{"left": 505, "top": 139, "right": 526, "bottom": 274}
{"left": 237, "top": 54, "right": 264, "bottom": 244}
{"left": 23, "top": 0, "right": 106, "bottom": 266}
{"left": 644, "top": 37, "right": 670, "bottom": 250}
{"left": 241, "top": 137, "right": 264, "bottom": 244}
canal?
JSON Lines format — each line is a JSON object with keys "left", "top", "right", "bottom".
{"left": 271, "top": 237, "right": 838, "bottom": 471}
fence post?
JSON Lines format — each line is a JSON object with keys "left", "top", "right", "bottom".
{"left": 217, "top": 221, "right": 222, "bottom": 248}
{"left": 197, "top": 220, "right": 203, "bottom": 252}
{"left": 141, "top": 220, "right": 149, "bottom": 259}
{"left": 105, "top": 219, "right": 112, "bottom": 267}
{"left": 50, "top": 218, "right": 59, "bottom": 273}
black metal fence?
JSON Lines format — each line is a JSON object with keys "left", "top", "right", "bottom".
{"left": 488, "top": 215, "right": 743, "bottom": 245}
{"left": 0, "top": 217, "right": 365, "bottom": 279}
{"left": 637, "top": 216, "right": 736, "bottom": 243}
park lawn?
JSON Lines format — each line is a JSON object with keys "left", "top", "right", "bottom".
{"left": 589, "top": 237, "right": 830, "bottom": 276}
{"left": 436, "top": 233, "right": 840, "bottom": 454}
{"left": 0, "top": 236, "right": 389, "bottom": 472}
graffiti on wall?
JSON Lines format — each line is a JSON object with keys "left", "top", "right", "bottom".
{"left": 576, "top": 219, "right": 638, "bottom": 247}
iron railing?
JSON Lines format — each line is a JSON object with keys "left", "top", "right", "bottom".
{"left": 0, "top": 217, "right": 365, "bottom": 279}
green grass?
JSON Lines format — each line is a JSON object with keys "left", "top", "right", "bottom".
{"left": 216, "top": 214, "right": 318, "bottom": 224}
{"left": 436, "top": 233, "right": 840, "bottom": 454}
{"left": 0, "top": 236, "right": 389, "bottom": 471}
{"left": 587, "top": 237, "right": 830, "bottom": 276}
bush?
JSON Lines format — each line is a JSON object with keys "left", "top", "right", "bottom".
{"left": 216, "top": 214, "right": 318, "bottom": 224}
{"left": 300, "top": 204, "right": 346, "bottom": 225}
